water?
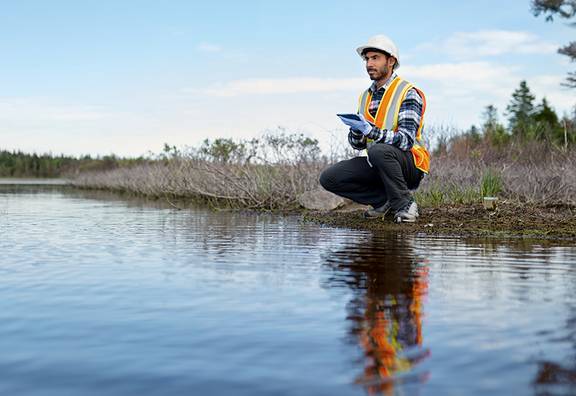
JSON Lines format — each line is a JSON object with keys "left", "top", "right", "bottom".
{"left": 1, "top": 185, "right": 575, "bottom": 396}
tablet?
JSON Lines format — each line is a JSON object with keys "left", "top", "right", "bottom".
{"left": 336, "top": 113, "right": 363, "bottom": 122}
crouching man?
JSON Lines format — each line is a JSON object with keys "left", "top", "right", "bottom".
{"left": 320, "top": 34, "right": 430, "bottom": 223}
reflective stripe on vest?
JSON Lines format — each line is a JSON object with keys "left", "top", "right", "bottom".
{"left": 357, "top": 77, "right": 430, "bottom": 174}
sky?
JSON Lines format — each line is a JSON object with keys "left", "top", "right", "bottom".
{"left": 1, "top": 0, "right": 574, "bottom": 157}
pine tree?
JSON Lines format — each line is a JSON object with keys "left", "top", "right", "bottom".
{"left": 482, "top": 105, "right": 509, "bottom": 146}
{"left": 482, "top": 105, "right": 498, "bottom": 130}
{"left": 534, "top": 98, "right": 559, "bottom": 126}
{"left": 532, "top": 97, "right": 565, "bottom": 142}
{"left": 506, "top": 81, "right": 536, "bottom": 138}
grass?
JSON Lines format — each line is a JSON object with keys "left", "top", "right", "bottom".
{"left": 415, "top": 169, "right": 504, "bottom": 207}
{"left": 480, "top": 168, "right": 503, "bottom": 197}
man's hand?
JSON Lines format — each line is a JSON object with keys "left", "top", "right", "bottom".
{"left": 338, "top": 113, "right": 373, "bottom": 136}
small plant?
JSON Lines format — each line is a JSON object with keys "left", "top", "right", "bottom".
{"left": 480, "top": 168, "right": 503, "bottom": 197}
{"left": 448, "top": 186, "right": 480, "bottom": 205}
{"left": 414, "top": 185, "right": 445, "bottom": 206}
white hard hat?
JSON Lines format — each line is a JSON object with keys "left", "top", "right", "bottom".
{"left": 356, "top": 35, "right": 400, "bottom": 70}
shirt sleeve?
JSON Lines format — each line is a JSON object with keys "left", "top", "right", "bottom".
{"left": 347, "top": 128, "right": 367, "bottom": 150}
{"left": 365, "top": 88, "right": 423, "bottom": 151}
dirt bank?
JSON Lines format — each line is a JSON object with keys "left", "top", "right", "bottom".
{"left": 303, "top": 202, "right": 576, "bottom": 240}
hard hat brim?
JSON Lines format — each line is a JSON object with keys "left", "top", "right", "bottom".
{"left": 355, "top": 46, "right": 400, "bottom": 69}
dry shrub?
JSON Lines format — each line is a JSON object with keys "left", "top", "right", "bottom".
{"left": 72, "top": 129, "right": 576, "bottom": 209}
{"left": 72, "top": 130, "right": 335, "bottom": 210}
{"left": 72, "top": 158, "right": 326, "bottom": 210}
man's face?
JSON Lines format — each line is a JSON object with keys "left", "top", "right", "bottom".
{"left": 364, "top": 51, "right": 395, "bottom": 81}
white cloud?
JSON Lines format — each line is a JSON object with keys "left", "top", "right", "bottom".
{"left": 194, "top": 77, "right": 366, "bottom": 96}
{"left": 403, "top": 61, "right": 520, "bottom": 98}
{"left": 188, "top": 60, "right": 573, "bottom": 131}
{"left": 194, "top": 61, "right": 521, "bottom": 101}
{"left": 530, "top": 75, "right": 576, "bottom": 113}
{"left": 400, "top": 62, "right": 518, "bottom": 128}
{"left": 402, "top": 62, "right": 574, "bottom": 127}
{"left": 415, "top": 30, "right": 558, "bottom": 60}
{"left": 196, "top": 42, "right": 223, "bottom": 53}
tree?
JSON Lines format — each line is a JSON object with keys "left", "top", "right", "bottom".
{"left": 198, "top": 138, "right": 247, "bottom": 163}
{"left": 506, "top": 81, "right": 536, "bottom": 138}
{"left": 533, "top": 97, "right": 563, "bottom": 141}
{"left": 534, "top": 98, "right": 560, "bottom": 126}
{"left": 532, "top": 0, "right": 576, "bottom": 87}
{"left": 482, "top": 105, "right": 509, "bottom": 146}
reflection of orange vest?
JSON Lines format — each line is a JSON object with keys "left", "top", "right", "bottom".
{"left": 358, "top": 76, "right": 430, "bottom": 174}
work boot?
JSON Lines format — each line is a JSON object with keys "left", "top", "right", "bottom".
{"left": 394, "top": 201, "right": 419, "bottom": 223}
{"left": 364, "top": 201, "right": 391, "bottom": 219}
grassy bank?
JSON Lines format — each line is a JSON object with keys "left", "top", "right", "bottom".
{"left": 416, "top": 140, "right": 576, "bottom": 207}
{"left": 68, "top": 132, "right": 576, "bottom": 239}
{"left": 71, "top": 131, "right": 576, "bottom": 206}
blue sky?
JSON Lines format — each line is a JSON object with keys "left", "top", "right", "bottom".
{"left": 1, "top": 0, "right": 574, "bottom": 156}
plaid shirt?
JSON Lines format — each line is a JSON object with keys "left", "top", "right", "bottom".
{"left": 348, "top": 73, "right": 424, "bottom": 151}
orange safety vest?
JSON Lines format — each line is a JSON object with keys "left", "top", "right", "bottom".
{"left": 358, "top": 76, "right": 430, "bottom": 174}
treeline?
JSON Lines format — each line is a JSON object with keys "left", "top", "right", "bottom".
{"left": 0, "top": 150, "right": 148, "bottom": 178}
{"left": 437, "top": 80, "right": 576, "bottom": 155}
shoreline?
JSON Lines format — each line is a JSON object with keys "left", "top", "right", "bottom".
{"left": 302, "top": 202, "right": 576, "bottom": 241}
{"left": 0, "top": 178, "right": 70, "bottom": 185}
{"left": 6, "top": 182, "right": 575, "bottom": 241}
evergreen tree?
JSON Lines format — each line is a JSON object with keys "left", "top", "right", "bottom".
{"left": 482, "top": 105, "right": 498, "bottom": 130}
{"left": 482, "top": 105, "right": 509, "bottom": 146}
{"left": 467, "top": 125, "right": 481, "bottom": 144}
{"left": 506, "top": 81, "right": 536, "bottom": 138}
{"left": 534, "top": 98, "right": 559, "bottom": 126}
{"left": 533, "top": 98, "right": 562, "bottom": 141}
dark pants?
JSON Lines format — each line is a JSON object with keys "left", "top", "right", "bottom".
{"left": 319, "top": 143, "right": 423, "bottom": 212}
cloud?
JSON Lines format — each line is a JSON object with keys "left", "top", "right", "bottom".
{"left": 415, "top": 30, "right": 558, "bottom": 60}
{"left": 185, "top": 57, "right": 574, "bottom": 133}
{"left": 194, "top": 77, "right": 366, "bottom": 96}
{"left": 193, "top": 61, "right": 521, "bottom": 100}
{"left": 398, "top": 61, "right": 521, "bottom": 127}
{"left": 194, "top": 62, "right": 519, "bottom": 101}
{"left": 196, "top": 42, "right": 223, "bottom": 53}
{"left": 403, "top": 61, "right": 520, "bottom": 98}
{"left": 402, "top": 61, "right": 575, "bottom": 127}
{"left": 530, "top": 75, "right": 576, "bottom": 113}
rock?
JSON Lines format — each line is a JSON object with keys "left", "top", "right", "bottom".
{"left": 298, "top": 189, "right": 346, "bottom": 210}
{"left": 338, "top": 200, "right": 370, "bottom": 212}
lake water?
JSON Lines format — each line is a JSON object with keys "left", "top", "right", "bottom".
{"left": 1, "top": 184, "right": 575, "bottom": 396}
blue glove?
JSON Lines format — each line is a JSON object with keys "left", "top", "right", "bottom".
{"left": 337, "top": 113, "right": 373, "bottom": 136}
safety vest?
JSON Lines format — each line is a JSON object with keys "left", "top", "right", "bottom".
{"left": 358, "top": 76, "right": 430, "bottom": 174}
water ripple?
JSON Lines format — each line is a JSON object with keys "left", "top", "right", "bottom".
{"left": 1, "top": 186, "right": 575, "bottom": 396}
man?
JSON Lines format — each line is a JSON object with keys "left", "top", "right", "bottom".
{"left": 319, "top": 34, "right": 430, "bottom": 223}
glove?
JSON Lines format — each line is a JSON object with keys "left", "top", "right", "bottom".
{"left": 337, "top": 113, "right": 373, "bottom": 136}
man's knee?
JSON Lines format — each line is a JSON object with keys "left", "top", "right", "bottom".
{"left": 319, "top": 167, "right": 336, "bottom": 192}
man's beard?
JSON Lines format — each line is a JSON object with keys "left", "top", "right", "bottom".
{"left": 367, "top": 65, "right": 389, "bottom": 81}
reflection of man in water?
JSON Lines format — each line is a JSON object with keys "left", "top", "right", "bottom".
{"left": 324, "top": 234, "right": 430, "bottom": 395}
